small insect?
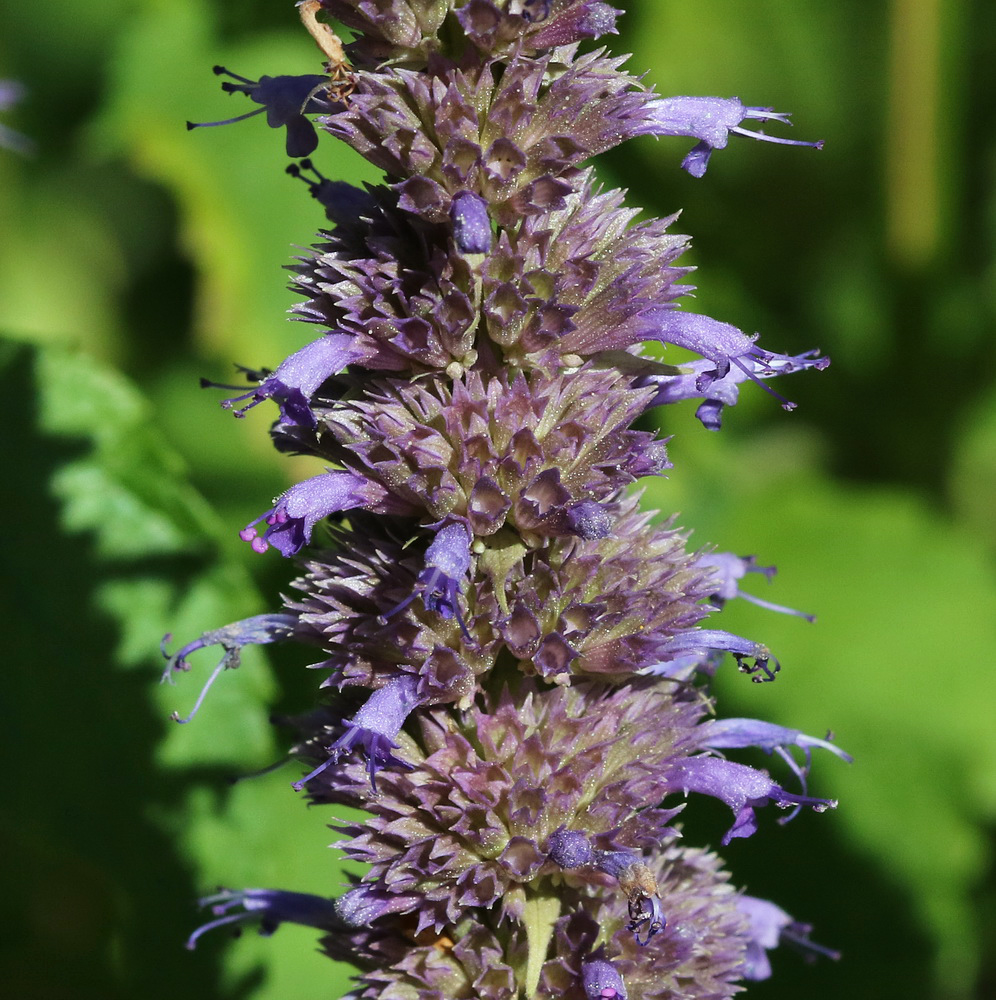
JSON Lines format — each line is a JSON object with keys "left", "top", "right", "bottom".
{"left": 298, "top": 0, "right": 356, "bottom": 103}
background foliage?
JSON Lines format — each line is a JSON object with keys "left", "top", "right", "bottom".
{"left": 2, "top": 2, "right": 994, "bottom": 998}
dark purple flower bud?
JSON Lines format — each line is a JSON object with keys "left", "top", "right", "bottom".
{"left": 528, "top": 2, "right": 621, "bottom": 47}
{"left": 240, "top": 471, "right": 383, "bottom": 556}
{"left": 695, "top": 552, "right": 816, "bottom": 620}
{"left": 547, "top": 828, "right": 596, "bottom": 868}
{"left": 736, "top": 895, "right": 841, "bottom": 980}
{"left": 210, "top": 334, "right": 362, "bottom": 427}
{"left": 450, "top": 191, "right": 492, "bottom": 253}
{"left": 581, "top": 955, "right": 629, "bottom": 1000}
{"left": 666, "top": 756, "right": 837, "bottom": 844}
{"left": 382, "top": 520, "right": 473, "bottom": 638}
{"left": 294, "top": 675, "right": 421, "bottom": 791}
{"left": 160, "top": 614, "right": 297, "bottom": 723}
{"left": 564, "top": 500, "right": 613, "bottom": 539}
{"left": 638, "top": 96, "right": 823, "bottom": 177}
{"left": 185, "top": 888, "right": 340, "bottom": 949}
{"left": 186, "top": 66, "right": 335, "bottom": 157}
{"left": 0, "top": 80, "right": 35, "bottom": 155}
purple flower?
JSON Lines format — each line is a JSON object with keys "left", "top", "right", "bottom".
{"left": 209, "top": 334, "right": 364, "bottom": 427}
{"left": 736, "top": 895, "right": 841, "bottom": 980}
{"left": 185, "top": 888, "right": 341, "bottom": 949}
{"left": 665, "top": 756, "right": 837, "bottom": 844}
{"left": 700, "top": 717, "right": 851, "bottom": 761}
{"left": 581, "top": 954, "right": 629, "bottom": 1000}
{"left": 645, "top": 349, "right": 829, "bottom": 429}
{"left": 697, "top": 717, "right": 851, "bottom": 810}
{"left": 450, "top": 191, "right": 493, "bottom": 253}
{"left": 239, "top": 471, "right": 385, "bottom": 555}
{"left": 648, "top": 628, "right": 781, "bottom": 682}
{"left": 638, "top": 96, "right": 823, "bottom": 176}
{"left": 641, "top": 309, "right": 830, "bottom": 419}
{"left": 293, "top": 675, "right": 421, "bottom": 791}
{"left": 186, "top": 66, "right": 337, "bottom": 156}
{"left": 160, "top": 614, "right": 296, "bottom": 723}
{"left": 695, "top": 552, "right": 816, "bottom": 620}
{"left": 381, "top": 520, "right": 473, "bottom": 636}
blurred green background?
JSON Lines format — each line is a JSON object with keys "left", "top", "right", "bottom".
{"left": 2, "top": 1, "right": 994, "bottom": 998}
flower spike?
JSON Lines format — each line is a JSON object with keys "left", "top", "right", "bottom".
{"left": 170, "top": 5, "right": 840, "bottom": 995}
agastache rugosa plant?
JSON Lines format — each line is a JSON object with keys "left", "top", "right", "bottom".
{"left": 165, "top": 2, "right": 847, "bottom": 996}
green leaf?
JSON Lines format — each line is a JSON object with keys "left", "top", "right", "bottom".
{"left": 90, "top": 0, "right": 381, "bottom": 367}
{"left": 645, "top": 435, "right": 996, "bottom": 996}
{"left": 2, "top": 339, "right": 355, "bottom": 1000}
{"left": 522, "top": 892, "right": 561, "bottom": 999}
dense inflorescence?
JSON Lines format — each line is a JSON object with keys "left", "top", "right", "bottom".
{"left": 166, "top": 2, "right": 845, "bottom": 997}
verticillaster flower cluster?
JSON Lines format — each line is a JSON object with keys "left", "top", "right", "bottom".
{"left": 164, "top": 3, "right": 848, "bottom": 997}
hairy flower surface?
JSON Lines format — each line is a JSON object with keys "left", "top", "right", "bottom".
{"left": 165, "top": 2, "right": 843, "bottom": 998}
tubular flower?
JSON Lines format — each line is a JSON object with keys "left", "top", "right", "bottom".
{"left": 159, "top": 614, "right": 297, "bottom": 722}
{"left": 186, "top": 888, "right": 343, "bottom": 949}
{"left": 292, "top": 674, "right": 422, "bottom": 790}
{"left": 694, "top": 552, "right": 816, "bottom": 620}
{"left": 163, "top": 3, "right": 845, "bottom": 998}
{"left": 735, "top": 895, "right": 841, "bottom": 980}
{"left": 208, "top": 333, "right": 367, "bottom": 427}
{"left": 239, "top": 470, "right": 405, "bottom": 556}
{"left": 186, "top": 66, "right": 339, "bottom": 155}
{"left": 636, "top": 96, "right": 824, "bottom": 177}
{"left": 665, "top": 756, "right": 838, "bottom": 844}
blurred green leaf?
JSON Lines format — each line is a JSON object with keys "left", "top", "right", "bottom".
{"left": 90, "top": 0, "right": 380, "bottom": 367}
{"left": 1, "top": 339, "right": 354, "bottom": 1000}
{"left": 949, "top": 383, "right": 996, "bottom": 552}
{"left": 645, "top": 425, "right": 996, "bottom": 997}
